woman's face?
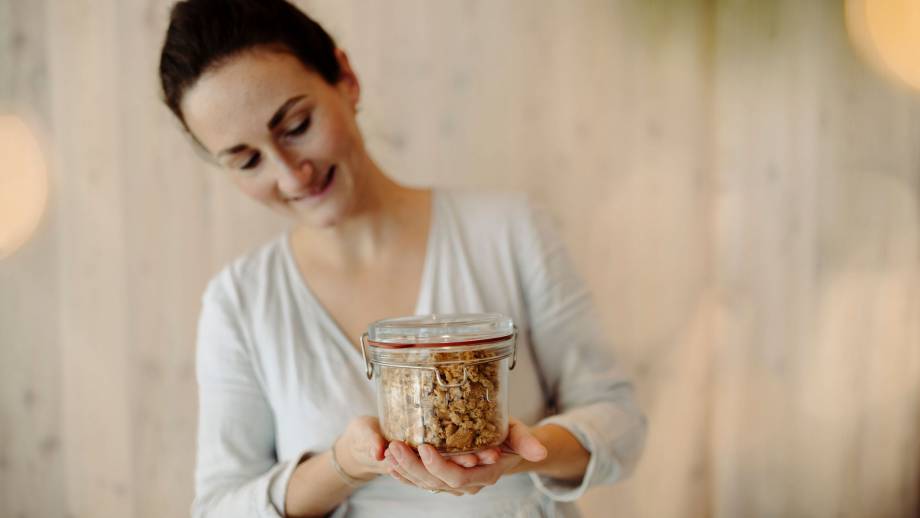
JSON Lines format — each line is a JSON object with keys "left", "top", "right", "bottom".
{"left": 181, "top": 47, "right": 364, "bottom": 228}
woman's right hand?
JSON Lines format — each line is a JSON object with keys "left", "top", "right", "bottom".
{"left": 336, "top": 416, "right": 391, "bottom": 480}
{"left": 337, "top": 416, "right": 501, "bottom": 481}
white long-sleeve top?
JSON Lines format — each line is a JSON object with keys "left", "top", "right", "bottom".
{"left": 192, "top": 190, "right": 646, "bottom": 518}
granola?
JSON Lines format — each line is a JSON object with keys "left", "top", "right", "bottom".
{"left": 378, "top": 350, "right": 505, "bottom": 454}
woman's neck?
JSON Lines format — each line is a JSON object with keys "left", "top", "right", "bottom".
{"left": 291, "top": 159, "right": 431, "bottom": 272}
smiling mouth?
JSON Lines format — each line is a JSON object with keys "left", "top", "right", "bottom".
{"left": 285, "top": 165, "right": 336, "bottom": 201}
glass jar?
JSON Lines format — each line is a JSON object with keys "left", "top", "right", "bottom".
{"left": 362, "top": 313, "right": 517, "bottom": 455}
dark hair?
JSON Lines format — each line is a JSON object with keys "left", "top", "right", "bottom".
{"left": 158, "top": 0, "right": 341, "bottom": 128}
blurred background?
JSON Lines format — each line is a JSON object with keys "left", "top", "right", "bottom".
{"left": 2, "top": 0, "right": 919, "bottom": 517}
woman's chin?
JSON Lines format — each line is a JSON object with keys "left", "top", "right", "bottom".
{"left": 275, "top": 185, "right": 354, "bottom": 228}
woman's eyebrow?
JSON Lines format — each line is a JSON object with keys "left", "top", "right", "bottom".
{"left": 217, "top": 144, "right": 247, "bottom": 158}
{"left": 267, "top": 95, "right": 307, "bottom": 130}
{"left": 217, "top": 95, "right": 308, "bottom": 157}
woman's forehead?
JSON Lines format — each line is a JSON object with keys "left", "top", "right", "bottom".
{"left": 181, "top": 51, "right": 321, "bottom": 153}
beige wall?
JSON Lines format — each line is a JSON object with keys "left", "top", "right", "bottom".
{"left": 2, "top": 1, "right": 918, "bottom": 517}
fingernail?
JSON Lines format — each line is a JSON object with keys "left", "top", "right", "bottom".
{"left": 420, "top": 446, "right": 432, "bottom": 463}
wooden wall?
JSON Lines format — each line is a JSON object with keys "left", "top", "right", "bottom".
{"left": 1, "top": 1, "right": 918, "bottom": 517}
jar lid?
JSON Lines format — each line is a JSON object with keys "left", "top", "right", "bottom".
{"left": 366, "top": 313, "right": 514, "bottom": 347}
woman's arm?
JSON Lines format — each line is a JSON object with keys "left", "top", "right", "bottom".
{"left": 193, "top": 276, "right": 295, "bottom": 518}
{"left": 508, "top": 423, "right": 589, "bottom": 481}
{"left": 283, "top": 450, "right": 355, "bottom": 518}
{"left": 284, "top": 417, "right": 389, "bottom": 518}
{"left": 512, "top": 197, "right": 647, "bottom": 499}
{"left": 195, "top": 277, "right": 389, "bottom": 518}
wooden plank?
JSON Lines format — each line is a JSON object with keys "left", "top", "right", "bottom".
{"left": 0, "top": 0, "right": 67, "bottom": 516}
{"left": 712, "top": 1, "right": 920, "bottom": 516}
{"left": 115, "top": 2, "right": 205, "bottom": 516}
{"left": 547, "top": 2, "right": 715, "bottom": 517}
{"left": 45, "top": 0, "right": 134, "bottom": 515}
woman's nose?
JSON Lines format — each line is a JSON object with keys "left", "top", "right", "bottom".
{"left": 269, "top": 148, "right": 314, "bottom": 192}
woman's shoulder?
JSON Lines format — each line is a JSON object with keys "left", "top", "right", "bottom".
{"left": 434, "top": 188, "right": 555, "bottom": 243}
{"left": 435, "top": 188, "right": 536, "bottom": 227}
{"left": 436, "top": 187, "right": 528, "bottom": 208}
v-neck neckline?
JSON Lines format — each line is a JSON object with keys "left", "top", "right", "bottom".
{"left": 281, "top": 191, "right": 439, "bottom": 353}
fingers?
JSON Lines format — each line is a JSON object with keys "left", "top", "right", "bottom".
{"left": 367, "top": 432, "right": 387, "bottom": 462}
{"left": 386, "top": 460, "right": 463, "bottom": 496}
{"left": 386, "top": 442, "right": 449, "bottom": 490}
{"left": 449, "top": 453, "right": 479, "bottom": 468}
{"left": 448, "top": 447, "right": 500, "bottom": 467}
{"left": 388, "top": 465, "right": 414, "bottom": 486}
{"left": 417, "top": 444, "right": 506, "bottom": 490}
{"left": 385, "top": 441, "right": 520, "bottom": 496}
{"left": 354, "top": 416, "right": 387, "bottom": 461}
{"left": 506, "top": 419, "right": 547, "bottom": 462}
{"left": 473, "top": 447, "right": 500, "bottom": 465}
{"left": 417, "top": 444, "right": 470, "bottom": 488}
{"left": 342, "top": 416, "right": 390, "bottom": 477}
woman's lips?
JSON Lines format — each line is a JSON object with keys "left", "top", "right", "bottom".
{"left": 315, "top": 165, "right": 336, "bottom": 194}
{"left": 285, "top": 165, "right": 336, "bottom": 201}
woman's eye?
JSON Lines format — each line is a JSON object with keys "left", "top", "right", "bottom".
{"left": 240, "top": 152, "right": 261, "bottom": 170}
{"left": 284, "top": 117, "right": 311, "bottom": 138}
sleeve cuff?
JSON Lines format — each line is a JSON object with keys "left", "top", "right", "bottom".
{"left": 267, "top": 450, "right": 312, "bottom": 516}
{"left": 528, "top": 414, "right": 615, "bottom": 502}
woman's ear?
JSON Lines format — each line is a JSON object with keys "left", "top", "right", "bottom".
{"left": 334, "top": 48, "right": 361, "bottom": 111}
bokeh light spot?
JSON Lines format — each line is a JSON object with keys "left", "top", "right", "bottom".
{"left": 0, "top": 115, "right": 49, "bottom": 259}
{"left": 846, "top": 0, "right": 920, "bottom": 91}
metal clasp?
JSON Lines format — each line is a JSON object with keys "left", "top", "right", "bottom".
{"left": 434, "top": 366, "right": 468, "bottom": 388}
{"left": 509, "top": 325, "right": 517, "bottom": 370}
{"left": 361, "top": 333, "right": 373, "bottom": 380}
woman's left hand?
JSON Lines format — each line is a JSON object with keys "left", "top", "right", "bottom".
{"left": 383, "top": 417, "right": 548, "bottom": 496}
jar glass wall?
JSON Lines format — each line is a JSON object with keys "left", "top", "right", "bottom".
{"left": 363, "top": 314, "right": 516, "bottom": 455}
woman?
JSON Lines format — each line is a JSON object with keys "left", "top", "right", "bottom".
{"left": 159, "top": 0, "right": 646, "bottom": 516}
